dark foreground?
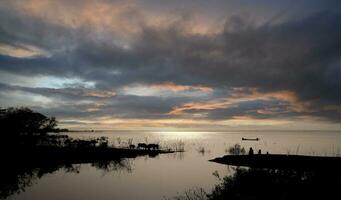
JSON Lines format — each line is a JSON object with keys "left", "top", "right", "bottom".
{"left": 200, "top": 154, "right": 341, "bottom": 200}
{"left": 205, "top": 166, "right": 340, "bottom": 200}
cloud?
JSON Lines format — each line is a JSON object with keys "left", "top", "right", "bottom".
{"left": 168, "top": 88, "right": 306, "bottom": 117}
{"left": 150, "top": 82, "right": 213, "bottom": 93}
{"left": 0, "top": 82, "right": 189, "bottom": 120}
{"left": 0, "top": 0, "right": 341, "bottom": 128}
{"left": 120, "top": 82, "right": 212, "bottom": 98}
{"left": 0, "top": 43, "right": 49, "bottom": 58}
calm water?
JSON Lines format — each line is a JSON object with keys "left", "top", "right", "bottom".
{"left": 6, "top": 130, "right": 341, "bottom": 200}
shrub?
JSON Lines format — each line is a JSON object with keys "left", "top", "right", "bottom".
{"left": 228, "top": 144, "right": 246, "bottom": 155}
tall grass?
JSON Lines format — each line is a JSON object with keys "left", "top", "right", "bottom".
{"left": 226, "top": 144, "right": 246, "bottom": 155}
{"left": 197, "top": 146, "right": 206, "bottom": 155}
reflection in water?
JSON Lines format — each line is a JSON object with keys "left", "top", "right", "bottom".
{"left": 3, "top": 131, "right": 341, "bottom": 200}
{"left": 91, "top": 159, "right": 133, "bottom": 173}
{"left": 169, "top": 167, "right": 341, "bottom": 200}
{"left": 168, "top": 152, "right": 185, "bottom": 160}
{"left": 0, "top": 159, "right": 133, "bottom": 199}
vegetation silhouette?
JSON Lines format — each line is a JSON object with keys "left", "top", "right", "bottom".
{"left": 167, "top": 141, "right": 341, "bottom": 200}
{"left": 0, "top": 106, "right": 175, "bottom": 199}
{"left": 0, "top": 106, "right": 173, "bottom": 152}
{"left": 207, "top": 167, "right": 340, "bottom": 200}
{"left": 1, "top": 107, "right": 58, "bottom": 134}
{"left": 204, "top": 142, "right": 341, "bottom": 200}
{"left": 228, "top": 144, "right": 246, "bottom": 155}
{"left": 167, "top": 166, "right": 341, "bottom": 200}
{"left": 0, "top": 107, "right": 61, "bottom": 147}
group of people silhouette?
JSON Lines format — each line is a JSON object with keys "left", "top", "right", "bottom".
{"left": 248, "top": 147, "right": 267, "bottom": 155}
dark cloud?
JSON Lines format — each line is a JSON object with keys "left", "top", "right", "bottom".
{"left": 0, "top": 82, "right": 190, "bottom": 119}
{"left": 0, "top": 1, "right": 341, "bottom": 124}
{"left": 206, "top": 100, "right": 299, "bottom": 120}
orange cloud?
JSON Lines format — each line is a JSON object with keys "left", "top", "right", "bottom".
{"left": 0, "top": 43, "right": 49, "bottom": 58}
{"left": 85, "top": 102, "right": 106, "bottom": 112}
{"left": 17, "top": 0, "right": 140, "bottom": 37}
{"left": 83, "top": 90, "right": 116, "bottom": 98}
{"left": 169, "top": 98, "right": 235, "bottom": 115}
{"left": 169, "top": 88, "right": 309, "bottom": 115}
{"left": 15, "top": 0, "right": 220, "bottom": 40}
{"left": 150, "top": 82, "right": 213, "bottom": 93}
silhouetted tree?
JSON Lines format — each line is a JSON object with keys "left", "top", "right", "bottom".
{"left": 0, "top": 107, "right": 57, "bottom": 136}
{"left": 0, "top": 107, "right": 58, "bottom": 147}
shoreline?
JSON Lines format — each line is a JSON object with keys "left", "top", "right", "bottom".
{"left": 210, "top": 154, "right": 341, "bottom": 170}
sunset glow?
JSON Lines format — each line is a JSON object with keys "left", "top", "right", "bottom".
{"left": 1, "top": 0, "right": 341, "bottom": 130}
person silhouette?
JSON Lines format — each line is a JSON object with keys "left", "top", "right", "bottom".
{"left": 249, "top": 147, "right": 254, "bottom": 155}
{"left": 258, "top": 149, "right": 262, "bottom": 154}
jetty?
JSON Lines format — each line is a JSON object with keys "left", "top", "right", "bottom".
{"left": 210, "top": 154, "right": 341, "bottom": 170}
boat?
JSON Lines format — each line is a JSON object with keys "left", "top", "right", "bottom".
{"left": 242, "top": 137, "right": 259, "bottom": 141}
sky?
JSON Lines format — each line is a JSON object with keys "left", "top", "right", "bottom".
{"left": 0, "top": 0, "right": 341, "bottom": 131}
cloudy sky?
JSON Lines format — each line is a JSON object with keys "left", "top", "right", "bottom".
{"left": 1, "top": 0, "right": 341, "bottom": 130}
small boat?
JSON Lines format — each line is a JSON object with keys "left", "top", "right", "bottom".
{"left": 242, "top": 137, "right": 259, "bottom": 141}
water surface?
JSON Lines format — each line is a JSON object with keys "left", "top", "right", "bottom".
{"left": 5, "top": 130, "right": 341, "bottom": 200}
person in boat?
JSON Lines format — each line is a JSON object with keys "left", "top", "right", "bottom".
{"left": 249, "top": 147, "right": 254, "bottom": 155}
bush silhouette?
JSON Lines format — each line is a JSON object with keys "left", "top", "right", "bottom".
{"left": 0, "top": 107, "right": 58, "bottom": 147}
{"left": 0, "top": 107, "right": 57, "bottom": 136}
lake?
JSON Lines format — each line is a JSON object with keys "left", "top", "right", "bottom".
{"left": 5, "top": 130, "right": 341, "bottom": 200}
